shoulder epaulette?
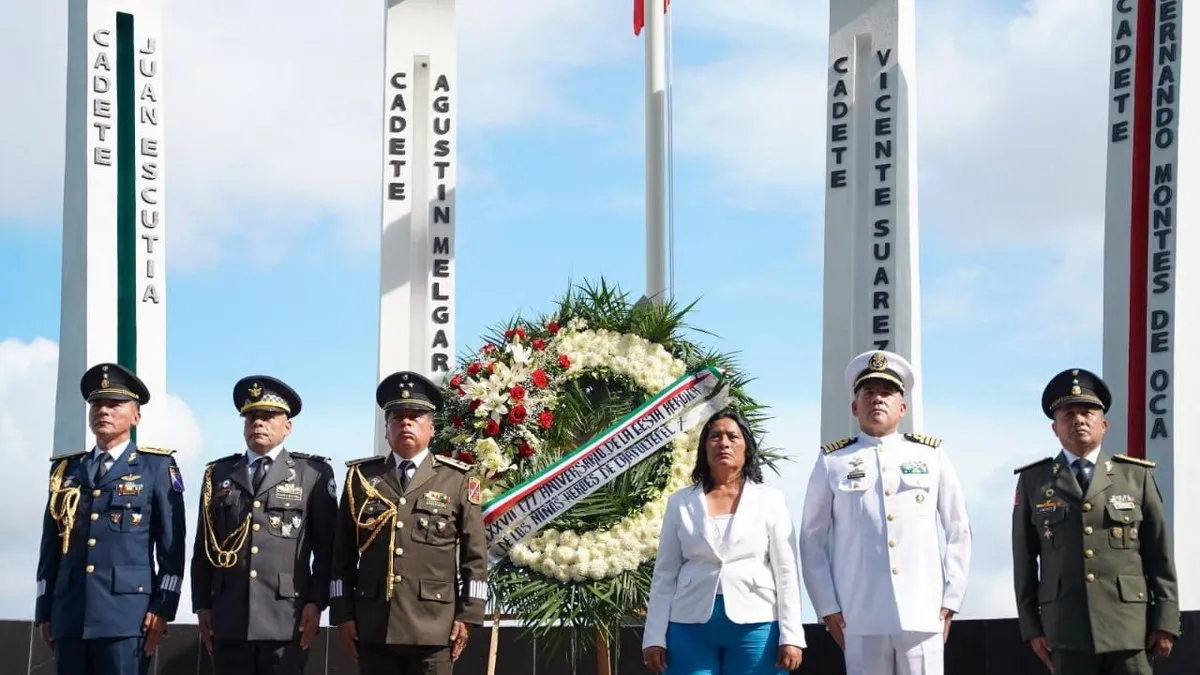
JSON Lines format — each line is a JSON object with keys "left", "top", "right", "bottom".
{"left": 346, "top": 455, "right": 385, "bottom": 467}
{"left": 1013, "top": 457, "right": 1053, "bottom": 475}
{"left": 137, "top": 446, "right": 176, "bottom": 456}
{"left": 821, "top": 437, "right": 857, "bottom": 454}
{"left": 1113, "top": 454, "right": 1157, "bottom": 468}
{"left": 206, "top": 453, "right": 241, "bottom": 466}
{"left": 290, "top": 452, "right": 330, "bottom": 463}
{"left": 433, "top": 454, "right": 473, "bottom": 472}
{"left": 904, "top": 433, "right": 942, "bottom": 448}
{"left": 49, "top": 450, "right": 87, "bottom": 461}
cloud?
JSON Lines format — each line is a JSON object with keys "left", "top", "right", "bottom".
{"left": 0, "top": 0, "right": 634, "bottom": 265}
{"left": 0, "top": 338, "right": 205, "bottom": 621}
{"left": 761, "top": 399, "right": 1049, "bottom": 621}
{"left": 671, "top": 0, "right": 1111, "bottom": 245}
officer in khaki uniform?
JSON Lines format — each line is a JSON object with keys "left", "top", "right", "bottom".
{"left": 190, "top": 375, "right": 338, "bottom": 675}
{"left": 331, "top": 371, "right": 489, "bottom": 675}
{"left": 1012, "top": 368, "right": 1180, "bottom": 675}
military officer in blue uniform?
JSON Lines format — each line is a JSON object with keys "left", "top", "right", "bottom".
{"left": 35, "top": 362, "right": 188, "bottom": 675}
{"left": 191, "top": 375, "right": 338, "bottom": 675}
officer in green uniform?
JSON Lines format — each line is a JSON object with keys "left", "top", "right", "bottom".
{"left": 330, "top": 371, "right": 488, "bottom": 675}
{"left": 1012, "top": 368, "right": 1180, "bottom": 675}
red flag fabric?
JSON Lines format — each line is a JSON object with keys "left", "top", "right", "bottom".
{"left": 634, "top": 0, "right": 670, "bottom": 36}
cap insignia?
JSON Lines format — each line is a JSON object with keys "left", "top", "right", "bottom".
{"left": 249, "top": 382, "right": 263, "bottom": 398}
{"left": 868, "top": 352, "right": 887, "bottom": 371}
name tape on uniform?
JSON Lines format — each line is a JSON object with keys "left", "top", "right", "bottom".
{"left": 481, "top": 366, "right": 729, "bottom": 563}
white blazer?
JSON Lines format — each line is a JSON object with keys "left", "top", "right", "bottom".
{"left": 642, "top": 482, "right": 806, "bottom": 650}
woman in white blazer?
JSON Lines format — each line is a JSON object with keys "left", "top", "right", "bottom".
{"left": 642, "top": 409, "right": 806, "bottom": 674}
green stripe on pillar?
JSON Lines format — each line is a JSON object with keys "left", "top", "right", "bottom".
{"left": 117, "top": 12, "right": 137, "bottom": 443}
{"left": 116, "top": 13, "right": 136, "bottom": 372}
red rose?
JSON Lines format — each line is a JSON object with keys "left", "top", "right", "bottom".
{"left": 452, "top": 416, "right": 463, "bottom": 429}
{"left": 515, "top": 328, "right": 526, "bottom": 340}
{"left": 484, "top": 419, "right": 501, "bottom": 436}
{"left": 509, "top": 385, "right": 526, "bottom": 402}
{"left": 548, "top": 321, "right": 560, "bottom": 334}
{"left": 449, "top": 375, "right": 463, "bottom": 388}
{"left": 558, "top": 354, "right": 571, "bottom": 368}
{"left": 531, "top": 370, "right": 549, "bottom": 388}
{"left": 455, "top": 451, "right": 474, "bottom": 465}
{"left": 487, "top": 362, "right": 496, "bottom": 373}
{"left": 538, "top": 410, "right": 554, "bottom": 429}
{"left": 482, "top": 343, "right": 496, "bottom": 354}
{"left": 509, "top": 405, "right": 528, "bottom": 424}
{"left": 504, "top": 329, "right": 515, "bottom": 340}
{"left": 467, "top": 362, "right": 482, "bottom": 376}
{"left": 469, "top": 398, "right": 483, "bottom": 412}
{"left": 519, "top": 442, "right": 535, "bottom": 458}
{"left": 532, "top": 338, "right": 546, "bottom": 351}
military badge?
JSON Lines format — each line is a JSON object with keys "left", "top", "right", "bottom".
{"left": 120, "top": 474, "right": 140, "bottom": 482}
{"left": 169, "top": 465, "right": 184, "bottom": 492}
{"left": 131, "top": 512, "right": 143, "bottom": 527}
{"left": 116, "top": 482, "right": 143, "bottom": 497}
{"left": 270, "top": 515, "right": 282, "bottom": 528}
{"left": 275, "top": 483, "right": 304, "bottom": 501}
{"left": 110, "top": 512, "right": 122, "bottom": 525}
{"left": 467, "top": 476, "right": 482, "bottom": 505}
{"left": 1111, "top": 527, "right": 1123, "bottom": 538}
{"left": 422, "top": 491, "right": 450, "bottom": 511}
{"left": 900, "top": 461, "right": 929, "bottom": 474}
{"left": 845, "top": 457, "right": 866, "bottom": 480}
{"left": 1035, "top": 500, "right": 1058, "bottom": 514}
{"left": 292, "top": 515, "right": 302, "bottom": 529}
{"left": 1109, "top": 494, "right": 1135, "bottom": 510}
{"left": 1130, "top": 527, "right": 1139, "bottom": 540}
{"left": 328, "top": 477, "right": 337, "bottom": 498}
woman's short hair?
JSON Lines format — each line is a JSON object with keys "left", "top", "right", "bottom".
{"left": 690, "top": 408, "right": 764, "bottom": 491}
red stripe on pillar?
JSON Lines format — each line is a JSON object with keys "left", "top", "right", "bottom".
{"left": 1126, "top": 0, "right": 1156, "bottom": 459}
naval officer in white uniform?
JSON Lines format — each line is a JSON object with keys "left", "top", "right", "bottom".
{"left": 798, "top": 350, "right": 971, "bottom": 675}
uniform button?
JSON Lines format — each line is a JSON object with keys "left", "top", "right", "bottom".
{"left": 394, "top": 547, "right": 403, "bottom": 556}
{"left": 884, "top": 489, "right": 893, "bottom": 496}
{"left": 887, "top": 514, "right": 895, "bottom": 521}
{"left": 86, "top": 565, "right": 95, "bottom": 574}
{"left": 1085, "top": 549, "right": 1094, "bottom": 559}
{"left": 1083, "top": 502, "right": 1092, "bottom": 512}
{"left": 253, "top": 500, "right": 262, "bottom": 508}
{"left": 399, "top": 498, "right": 407, "bottom": 506}
{"left": 138, "top": 586, "right": 144, "bottom": 592}
{"left": 1138, "top": 592, "right": 1145, "bottom": 599}
{"left": 888, "top": 540, "right": 897, "bottom": 548}
{"left": 1084, "top": 526, "right": 1093, "bottom": 535}
{"left": 436, "top": 593, "right": 442, "bottom": 599}
{"left": 253, "top": 524, "right": 261, "bottom": 532}
{"left": 1086, "top": 573, "right": 1095, "bottom": 583}
{"left": 395, "top": 575, "right": 403, "bottom": 583}
{"left": 90, "top": 513, "right": 99, "bottom": 521}
{"left": 250, "top": 570, "right": 258, "bottom": 579}
{"left": 251, "top": 546, "right": 259, "bottom": 554}
{"left": 397, "top": 521, "right": 404, "bottom": 528}
{"left": 88, "top": 538, "right": 97, "bottom": 547}
{"left": 1123, "top": 516, "right": 1131, "bottom": 523}
{"left": 891, "top": 568, "right": 899, "bottom": 575}
{"left": 92, "top": 489, "right": 101, "bottom": 497}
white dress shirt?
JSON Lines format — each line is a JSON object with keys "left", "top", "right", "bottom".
{"left": 394, "top": 448, "right": 430, "bottom": 485}
{"left": 246, "top": 444, "right": 285, "bottom": 483}
{"left": 643, "top": 481, "right": 806, "bottom": 650}
{"left": 92, "top": 440, "right": 131, "bottom": 476}
{"left": 799, "top": 432, "right": 972, "bottom": 636}
{"left": 1062, "top": 446, "right": 1101, "bottom": 485}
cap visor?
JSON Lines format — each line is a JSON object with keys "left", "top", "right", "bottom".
{"left": 853, "top": 373, "right": 905, "bottom": 392}
{"left": 1049, "top": 395, "right": 1104, "bottom": 412}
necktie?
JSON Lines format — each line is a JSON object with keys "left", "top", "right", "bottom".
{"left": 399, "top": 460, "right": 414, "bottom": 492}
{"left": 253, "top": 457, "right": 271, "bottom": 493}
{"left": 1074, "top": 458, "right": 1091, "bottom": 494}
{"left": 94, "top": 452, "right": 111, "bottom": 483}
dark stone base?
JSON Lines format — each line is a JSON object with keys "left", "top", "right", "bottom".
{"left": 10, "top": 613, "right": 1198, "bottom": 674}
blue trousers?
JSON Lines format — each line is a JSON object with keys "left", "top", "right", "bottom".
{"left": 53, "top": 637, "right": 151, "bottom": 675}
{"left": 664, "top": 595, "right": 787, "bottom": 675}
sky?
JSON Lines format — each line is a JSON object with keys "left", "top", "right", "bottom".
{"left": 0, "top": 0, "right": 1119, "bottom": 624}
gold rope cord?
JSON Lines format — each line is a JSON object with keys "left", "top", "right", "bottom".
{"left": 47, "top": 460, "right": 81, "bottom": 555}
{"left": 345, "top": 465, "right": 399, "bottom": 601}
{"left": 201, "top": 464, "right": 252, "bottom": 568}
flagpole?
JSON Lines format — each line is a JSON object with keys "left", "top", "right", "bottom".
{"left": 644, "top": 0, "right": 668, "bottom": 304}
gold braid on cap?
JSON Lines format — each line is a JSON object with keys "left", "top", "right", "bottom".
{"left": 201, "top": 464, "right": 252, "bottom": 568}
{"left": 47, "top": 460, "right": 81, "bottom": 555}
{"left": 345, "top": 465, "right": 400, "bottom": 602}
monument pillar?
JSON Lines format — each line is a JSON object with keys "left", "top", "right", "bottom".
{"left": 375, "top": 0, "right": 457, "bottom": 455}
{"left": 54, "top": 0, "right": 167, "bottom": 453}
{"left": 1102, "top": 0, "right": 1197, "bottom": 609}
{"left": 820, "top": 0, "right": 923, "bottom": 440}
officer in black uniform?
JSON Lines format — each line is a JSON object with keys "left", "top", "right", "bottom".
{"left": 35, "top": 362, "right": 188, "bottom": 675}
{"left": 190, "top": 375, "right": 338, "bottom": 675}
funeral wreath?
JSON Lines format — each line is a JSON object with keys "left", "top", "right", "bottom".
{"left": 432, "top": 280, "right": 779, "bottom": 659}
